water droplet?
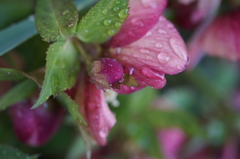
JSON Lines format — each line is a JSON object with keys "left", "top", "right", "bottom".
{"left": 157, "top": 53, "right": 170, "bottom": 64}
{"left": 146, "top": 56, "right": 152, "bottom": 60}
{"left": 103, "top": 19, "right": 112, "bottom": 26}
{"left": 116, "top": 47, "right": 122, "bottom": 54}
{"left": 169, "top": 38, "right": 187, "bottom": 61}
{"left": 159, "top": 16, "right": 166, "bottom": 21}
{"left": 113, "top": 7, "right": 120, "bottom": 12}
{"left": 146, "top": 31, "right": 152, "bottom": 36}
{"left": 158, "top": 29, "right": 166, "bottom": 34}
{"left": 155, "top": 43, "right": 163, "bottom": 48}
{"left": 118, "top": 9, "right": 128, "bottom": 19}
{"left": 128, "top": 31, "right": 135, "bottom": 37}
{"left": 68, "top": 23, "right": 74, "bottom": 27}
{"left": 177, "top": 65, "right": 183, "bottom": 71}
{"left": 108, "top": 30, "right": 116, "bottom": 36}
{"left": 167, "top": 23, "right": 174, "bottom": 28}
{"left": 102, "top": 9, "right": 108, "bottom": 14}
{"left": 122, "top": 2, "right": 127, "bottom": 6}
{"left": 62, "top": 9, "right": 70, "bottom": 15}
{"left": 113, "top": 76, "right": 119, "bottom": 80}
{"left": 108, "top": 63, "right": 113, "bottom": 67}
{"left": 117, "top": 69, "right": 121, "bottom": 72}
{"left": 140, "top": 49, "right": 150, "bottom": 53}
{"left": 99, "top": 127, "right": 108, "bottom": 138}
{"left": 129, "top": 68, "right": 134, "bottom": 75}
{"left": 115, "top": 22, "right": 122, "bottom": 27}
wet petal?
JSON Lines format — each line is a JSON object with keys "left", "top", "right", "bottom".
{"left": 110, "top": 0, "right": 167, "bottom": 47}
{"left": 201, "top": 10, "right": 240, "bottom": 61}
{"left": 114, "top": 84, "right": 144, "bottom": 94}
{"left": 9, "top": 99, "right": 64, "bottom": 147}
{"left": 110, "top": 16, "right": 188, "bottom": 88}
{"left": 81, "top": 78, "right": 116, "bottom": 146}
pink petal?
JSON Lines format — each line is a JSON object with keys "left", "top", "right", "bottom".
{"left": 9, "top": 99, "right": 64, "bottom": 147}
{"left": 110, "top": 16, "right": 188, "bottom": 88}
{"left": 110, "top": 0, "right": 167, "bottom": 47}
{"left": 82, "top": 78, "right": 116, "bottom": 146}
{"left": 158, "top": 128, "right": 186, "bottom": 159}
{"left": 114, "top": 84, "right": 144, "bottom": 94}
{"left": 201, "top": 10, "right": 240, "bottom": 61}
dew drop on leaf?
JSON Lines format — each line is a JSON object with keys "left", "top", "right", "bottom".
{"left": 108, "top": 30, "right": 116, "bottom": 36}
{"left": 115, "top": 22, "right": 122, "bottom": 27}
{"left": 103, "top": 19, "right": 112, "bottom": 26}
{"left": 113, "top": 7, "right": 120, "bottom": 12}
{"left": 102, "top": 9, "right": 108, "bottom": 14}
{"left": 118, "top": 9, "right": 128, "bottom": 19}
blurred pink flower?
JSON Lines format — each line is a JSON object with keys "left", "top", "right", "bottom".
{"left": 158, "top": 128, "right": 186, "bottom": 159}
{"left": 9, "top": 98, "right": 64, "bottom": 147}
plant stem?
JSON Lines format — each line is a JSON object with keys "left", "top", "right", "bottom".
{"left": 73, "top": 37, "right": 91, "bottom": 67}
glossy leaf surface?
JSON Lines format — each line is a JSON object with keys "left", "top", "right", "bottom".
{"left": 76, "top": 0, "right": 129, "bottom": 43}
{"left": 35, "top": 0, "right": 79, "bottom": 42}
{"left": 33, "top": 40, "right": 79, "bottom": 108}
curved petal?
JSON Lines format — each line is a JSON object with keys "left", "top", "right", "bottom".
{"left": 110, "top": 16, "right": 188, "bottom": 88}
{"left": 201, "top": 10, "right": 240, "bottom": 61}
{"left": 114, "top": 84, "right": 144, "bottom": 94}
{"left": 81, "top": 78, "right": 116, "bottom": 146}
{"left": 110, "top": 0, "right": 167, "bottom": 47}
{"left": 9, "top": 99, "right": 64, "bottom": 147}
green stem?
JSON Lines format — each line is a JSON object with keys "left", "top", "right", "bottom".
{"left": 73, "top": 37, "right": 91, "bottom": 67}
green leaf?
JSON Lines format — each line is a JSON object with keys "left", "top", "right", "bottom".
{"left": 76, "top": 0, "right": 129, "bottom": 43}
{"left": 0, "top": 0, "right": 98, "bottom": 56}
{"left": 57, "top": 93, "right": 87, "bottom": 126}
{"left": 0, "top": 79, "right": 37, "bottom": 110}
{"left": 33, "top": 40, "right": 79, "bottom": 108}
{"left": 0, "top": 68, "right": 27, "bottom": 81}
{"left": 0, "top": 68, "right": 43, "bottom": 86}
{"left": 0, "top": 15, "right": 37, "bottom": 56}
{"left": 35, "top": 0, "right": 79, "bottom": 42}
{"left": 146, "top": 110, "right": 204, "bottom": 137}
{"left": 0, "top": 145, "right": 38, "bottom": 159}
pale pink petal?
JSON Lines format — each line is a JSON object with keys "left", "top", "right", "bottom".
{"left": 186, "top": 0, "right": 221, "bottom": 70}
{"left": 158, "top": 128, "right": 186, "bottom": 159}
{"left": 110, "top": 0, "right": 167, "bottom": 47}
{"left": 110, "top": 16, "right": 188, "bottom": 88}
{"left": 114, "top": 84, "right": 144, "bottom": 94}
{"left": 201, "top": 10, "right": 240, "bottom": 61}
{"left": 82, "top": 78, "right": 116, "bottom": 146}
{"left": 191, "top": 0, "right": 221, "bottom": 24}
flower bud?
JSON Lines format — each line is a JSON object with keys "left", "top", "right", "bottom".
{"left": 9, "top": 98, "right": 64, "bottom": 147}
{"left": 90, "top": 58, "right": 124, "bottom": 90}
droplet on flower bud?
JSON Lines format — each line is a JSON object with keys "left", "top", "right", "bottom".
{"left": 9, "top": 98, "right": 64, "bottom": 147}
{"left": 89, "top": 58, "right": 124, "bottom": 90}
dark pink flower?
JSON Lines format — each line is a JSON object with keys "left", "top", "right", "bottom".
{"left": 9, "top": 98, "right": 64, "bottom": 147}
{"left": 89, "top": 58, "right": 124, "bottom": 90}
{"left": 107, "top": 0, "right": 189, "bottom": 93}
{"left": 78, "top": 77, "right": 116, "bottom": 146}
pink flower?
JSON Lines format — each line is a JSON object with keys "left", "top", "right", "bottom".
{"left": 108, "top": 0, "right": 189, "bottom": 93}
{"left": 158, "top": 128, "right": 186, "bottom": 159}
{"left": 76, "top": 0, "right": 189, "bottom": 145}
{"left": 9, "top": 98, "right": 64, "bottom": 147}
{"left": 77, "top": 77, "right": 116, "bottom": 146}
